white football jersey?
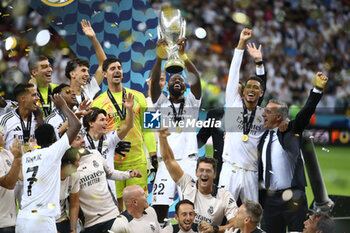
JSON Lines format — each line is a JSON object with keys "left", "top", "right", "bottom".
{"left": 19, "top": 134, "right": 70, "bottom": 217}
{"left": 78, "top": 149, "right": 131, "bottom": 228}
{"left": 0, "top": 110, "right": 37, "bottom": 150}
{"left": 110, "top": 207, "right": 164, "bottom": 233}
{"left": 0, "top": 100, "right": 17, "bottom": 116}
{"left": 83, "top": 130, "right": 121, "bottom": 197}
{"left": 153, "top": 92, "right": 200, "bottom": 160}
{"left": 75, "top": 77, "right": 100, "bottom": 105}
{"left": 177, "top": 173, "right": 237, "bottom": 226}
{"left": 57, "top": 172, "right": 80, "bottom": 222}
{"left": 45, "top": 109, "right": 66, "bottom": 139}
{"left": 223, "top": 49, "right": 265, "bottom": 171}
{"left": 0, "top": 149, "right": 17, "bottom": 227}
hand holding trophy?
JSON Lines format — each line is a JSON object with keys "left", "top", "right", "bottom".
{"left": 157, "top": 7, "right": 186, "bottom": 74}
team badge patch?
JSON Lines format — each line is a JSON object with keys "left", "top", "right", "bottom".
{"left": 6, "top": 159, "right": 11, "bottom": 167}
{"left": 207, "top": 206, "right": 214, "bottom": 215}
{"left": 257, "top": 116, "right": 262, "bottom": 123}
{"left": 93, "top": 160, "right": 99, "bottom": 168}
{"left": 150, "top": 222, "right": 156, "bottom": 232}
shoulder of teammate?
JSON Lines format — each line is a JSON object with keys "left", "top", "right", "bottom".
{"left": 49, "top": 83, "right": 58, "bottom": 89}
{"left": 91, "top": 91, "right": 109, "bottom": 107}
{"left": 44, "top": 112, "right": 57, "bottom": 123}
{"left": 125, "top": 88, "right": 147, "bottom": 105}
{"left": 0, "top": 110, "right": 15, "bottom": 126}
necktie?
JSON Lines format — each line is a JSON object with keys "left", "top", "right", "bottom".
{"left": 265, "top": 130, "right": 274, "bottom": 190}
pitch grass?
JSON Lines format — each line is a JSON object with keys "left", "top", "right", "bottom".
{"left": 205, "top": 145, "right": 350, "bottom": 206}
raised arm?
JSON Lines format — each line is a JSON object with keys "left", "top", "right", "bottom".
{"left": 151, "top": 39, "right": 167, "bottom": 103}
{"left": 52, "top": 94, "right": 81, "bottom": 145}
{"left": 0, "top": 138, "right": 22, "bottom": 189}
{"left": 226, "top": 28, "right": 252, "bottom": 107}
{"left": 81, "top": 19, "right": 107, "bottom": 85}
{"left": 117, "top": 93, "right": 134, "bottom": 140}
{"left": 177, "top": 38, "right": 201, "bottom": 99}
{"left": 293, "top": 72, "right": 328, "bottom": 133}
{"left": 158, "top": 129, "right": 183, "bottom": 182}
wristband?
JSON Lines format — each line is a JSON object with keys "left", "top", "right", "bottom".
{"left": 213, "top": 225, "right": 219, "bottom": 233}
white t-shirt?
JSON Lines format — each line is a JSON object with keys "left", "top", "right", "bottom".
{"left": 45, "top": 109, "right": 66, "bottom": 139}
{"left": 0, "top": 100, "right": 17, "bottom": 116}
{"left": 153, "top": 92, "right": 200, "bottom": 160}
{"left": 75, "top": 77, "right": 100, "bottom": 105}
{"left": 0, "top": 149, "right": 17, "bottom": 227}
{"left": 110, "top": 207, "right": 169, "bottom": 233}
{"left": 78, "top": 149, "right": 132, "bottom": 228}
{"left": 177, "top": 173, "right": 237, "bottom": 226}
{"left": 57, "top": 172, "right": 80, "bottom": 222}
{"left": 19, "top": 134, "right": 70, "bottom": 217}
{"left": 83, "top": 130, "right": 121, "bottom": 197}
{"left": 0, "top": 110, "right": 37, "bottom": 150}
{"left": 223, "top": 49, "right": 265, "bottom": 171}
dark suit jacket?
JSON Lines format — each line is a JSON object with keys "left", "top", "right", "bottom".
{"left": 259, "top": 89, "right": 322, "bottom": 190}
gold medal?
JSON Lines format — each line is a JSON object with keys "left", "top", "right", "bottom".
{"left": 176, "top": 126, "right": 182, "bottom": 133}
{"left": 23, "top": 143, "right": 30, "bottom": 153}
{"left": 242, "top": 134, "right": 248, "bottom": 142}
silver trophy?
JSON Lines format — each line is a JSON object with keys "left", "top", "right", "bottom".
{"left": 157, "top": 8, "right": 186, "bottom": 74}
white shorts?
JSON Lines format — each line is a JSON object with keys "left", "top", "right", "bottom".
{"left": 218, "top": 161, "right": 258, "bottom": 202}
{"left": 16, "top": 213, "right": 56, "bottom": 233}
{"left": 151, "top": 158, "right": 197, "bottom": 205}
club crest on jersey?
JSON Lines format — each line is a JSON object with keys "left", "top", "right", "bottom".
{"left": 207, "top": 206, "right": 214, "bottom": 215}
{"left": 150, "top": 222, "right": 156, "bottom": 232}
{"left": 93, "top": 160, "right": 99, "bottom": 168}
{"left": 257, "top": 116, "right": 262, "bottom": 123}
{"left": 6, "top": 159, "right": 11, "bottom": 167}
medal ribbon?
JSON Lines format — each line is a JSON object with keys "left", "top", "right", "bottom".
{"left": 242, "top": 100, "right": 257, "bottom": 136}
{"left": 37, "top": 85, "right": 52, "bottom": 116}
{"left": 16, "top": 109, "right": 32, "bottom": 143}
{"left": 86, "top": 133, "right": 104, "bottom": 154}
{"left": 107, "top": 88, "right": 126, "bottom": 120}
{"left": 169, "top": 98, "right": 184, "bottom": 124}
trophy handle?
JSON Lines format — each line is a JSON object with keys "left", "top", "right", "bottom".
{"left": 157, "top": 25, "right": 163, "bottom": 40}
{"left": 180, "top": 18, "right": 186, "bottom": 39}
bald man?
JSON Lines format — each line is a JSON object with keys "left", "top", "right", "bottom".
{"left": 110, "top": 185, "right": 171, "bottom": 233}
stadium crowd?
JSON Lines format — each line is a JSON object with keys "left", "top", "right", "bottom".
{"left": 0, "top": 0, "right": 344, "bottom": 233}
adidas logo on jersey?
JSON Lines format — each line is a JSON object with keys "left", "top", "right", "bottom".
{"left": 14, "top": 126, "right": 21, "bottom": 131}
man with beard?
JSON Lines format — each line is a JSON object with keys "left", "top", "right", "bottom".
{"left": 158, "top": 129, "right": 237, "bottom": 233}
{"left": 219, "top": 28, "right": 267, "bottom": 203}
{"left": 91, "top": 57, "right": 157, "bottom": 211}
{"left": 28, "top": 56, "right": 57, "bottom": 118}
{"left": 173, "top": 199, "right": 198, "bottom": 233}
{"left": 150, "top": 38, "right": 201, "bottom": 224}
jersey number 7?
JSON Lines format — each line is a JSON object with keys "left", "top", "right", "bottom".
{"left": 26, "top": 166, "right": 38, "bottom": 196}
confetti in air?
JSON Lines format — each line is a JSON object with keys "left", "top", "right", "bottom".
{"left": 322, "top": 147, "right": 330, "bottom": 152}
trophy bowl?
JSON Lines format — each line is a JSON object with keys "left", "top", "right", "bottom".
{"left": 158, "top": 7, "right": 186, "bottom": 74}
